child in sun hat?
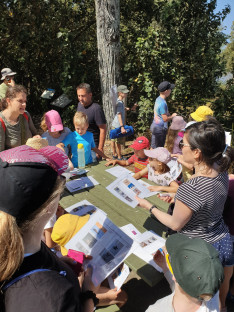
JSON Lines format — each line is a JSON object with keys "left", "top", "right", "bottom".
{"left": 133, "top": 147, "right": 181, "bottom": 193}
{"left": 41, "top": 109, "right": 71, "bottom": 154}
{"left": 146, "top": 233, "right": 224, "bottom": 312}
{"left": 165, "top": 116, "right": 187, "bottom": 155}
{"left": 190, "top": 105, "right": 214, "bottom": 122}
{"left": 105, "top": 136, "right": 150, "bottom": 178}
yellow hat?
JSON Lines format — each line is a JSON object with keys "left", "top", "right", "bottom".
{"left": 51, "top": 213, "right": 90, "bottom": 255}
{"left": 190, "top": 106, "right": 214, "bottom": 122}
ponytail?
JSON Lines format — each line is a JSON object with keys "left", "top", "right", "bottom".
{"left": 0, "top": 212, "right": 24, "bottom": 282}
{"left": 219, "top": 145, "right": 234, "bottom": 172}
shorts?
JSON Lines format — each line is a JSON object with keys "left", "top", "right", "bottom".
{"left": 211, "top": 233, "right": 234, "bottom": 266}
{"left": 111, "top": 127, "right": 126, "bottom": 145}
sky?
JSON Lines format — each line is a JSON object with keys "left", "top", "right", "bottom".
{"left": 215, "top": 0, "right": 233, "bottom": 36}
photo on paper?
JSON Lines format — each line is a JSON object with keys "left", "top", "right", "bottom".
{"left": 109, "top": 240, "right": 124, "bottom": 256}
{"left": 90, "top": 222, "right": 107, "bottom": 239}
{"left": 123, "top": 179, "right": 141, "bottom": 195}
{"left": 125, "top": 196, "right": 133, "bottom": 203}
{"left": 100, "top": 249, "right": 114, "bottom": 263}
{"left": 74, "top": 242, "right": 89, "bottom": 255}
{"left": 83, "top": 233, "right": 97, "bottom": 248}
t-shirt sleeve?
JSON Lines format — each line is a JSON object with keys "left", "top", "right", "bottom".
{"left": 116, "top": 101, "right": 123, "bottom": 114}
{"left": 127, "top": 155, "right": 135, "bottom": 165}
{"left": 164, "top": 172, "right": 174, "bottom": 185}
{"left": 158, "top": 101, "right": 167, "bottom": 115}
{"left": 62, "top": 133, "right": 72, "bottom": 147}
{"left": 176, "top": 182, "right": 202, "bottom": 212}
{"left": 94, "top": 105, "right": 106, "bottom": 125}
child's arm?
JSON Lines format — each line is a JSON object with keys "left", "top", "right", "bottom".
{"left": 56, "top": 143, "right": 74, "bottom": 170}
{"left": 117, "top": 113, "right": 127, "bottom": 134}
{"left": 148, "top": 181, "right": 179, "bottom": 193}
{"left": 92, "top": 147, "right": 111, "bottom": 161}
{"left": 44, "top": 228, "right": 57, "bottom": 249}
{"left": 133, "top": 167, "right": 148, "bottom": 180}
{"left": 105, "top": 159, "right": 129, "bottom": 167}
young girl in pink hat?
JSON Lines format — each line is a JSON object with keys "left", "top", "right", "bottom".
{"left": 133, "top": 147, "right": 181, "bottom": 193}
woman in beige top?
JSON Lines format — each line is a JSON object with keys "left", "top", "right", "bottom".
{"left": 0, "top": 84, "right": 38, "bottom": 152}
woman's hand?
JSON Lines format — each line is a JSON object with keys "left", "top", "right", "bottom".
{"left": 135, "top": 195, "right": 152, "bottom": 211}
{"left": 148, "top": 185, "right": 162, "bottom": 192}
{"left": 157, "top": 193, "right": 175, "bottom": 203}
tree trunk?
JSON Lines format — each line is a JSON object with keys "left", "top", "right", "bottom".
{"left": 95, "top": 0, "right": 121, "bottom": 132}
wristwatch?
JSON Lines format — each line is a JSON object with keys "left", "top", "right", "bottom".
{"left": 149, "top": 205, "right": 157, "bottom": 214}
{"left": 80, "top": 290, "right": 99, "bottom": 307}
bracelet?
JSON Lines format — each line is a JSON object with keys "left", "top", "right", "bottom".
{"left": 120, "top": 125, "right": 124, "bottom": 127}
{"left": 80, "top": 290, "right": 99, "bottom": 307}
{"left": 149, "top": 205, "right": 157, "bottom": 214}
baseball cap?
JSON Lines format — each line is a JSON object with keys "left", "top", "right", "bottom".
{"left": 166, "top": 234, "right": 224, "bottom": 299}
{"left": 52, "top": 214, "right": 90, "bottom": 255}
{"left": 45, "top": 110, "right": 63, "bottom": 132}
{"left": 190, "top": 106, "right": 214, "bottom": 122}
{"left": 130, "top": 136, "right": 150, "bottom": 150}
{"left": 158, "top": 81, "right": 175, "bottom": 92}
{"left": 170, "top": 116, "right": 187, "bottom": 131}
{"left": 117, "top": 85, "right": 129, "bottom": 93}
{"left": 144, "top": 147, "right": 171, "bottom": 164}
{"left": 1, "top": 68, "right": 17, "bottom": 80}
{"left": 0, "top": 145, "right": 69, "bottom": 222}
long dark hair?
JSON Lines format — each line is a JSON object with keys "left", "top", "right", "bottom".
{"left": 185, "top": 117, "right": 234, "bottom": 172}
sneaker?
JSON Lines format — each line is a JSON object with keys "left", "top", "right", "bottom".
{"left": 112, "top": 155, "right": 118, "bottom": 159}
{"left": 118, "top": 156, "right": 127, "bottom": 160}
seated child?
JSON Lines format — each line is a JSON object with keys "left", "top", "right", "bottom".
{"left": 134, "top": 147, "right": 180, "bottom": 193}
{"left": 57, "top": 112, "right": 110, "bottom": 169}
{"left": 146, "top": 233, "right": 223, "bottom": 312}
{"left": 111, "top": 85, "right": 129, "bottom": 160}
{"left": 41, "top": 110, "right": 71, "bottom": 154}
{"left": 105, "top": 136, "right": 150, "bottom": 178}
{"left": 51, "top": 213, "right": 128, "bottom": 308}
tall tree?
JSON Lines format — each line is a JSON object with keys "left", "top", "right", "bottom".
{"left": 223, "top": 21, "right": 234, "bottom": 75}
{"left": 94, "top": 0, "right": 121, "bottom": 130}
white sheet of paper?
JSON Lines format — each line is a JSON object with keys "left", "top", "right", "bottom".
{"left": 65, "top": 210, "right": 133, "bottom": 286}
{"left": 106, "top": 174, "right": 154, "bottom": 208}
{"left": 105, "top": 166, "right": 132, "bottom": 178}
{"left": 133, "top": 231, "right": 165, "bottom": 272}
{"left": 138, "top": 180, "right": 159, "bottom": 197}
{"left": 107, "top": 263, "right": 130, "bottom": 290}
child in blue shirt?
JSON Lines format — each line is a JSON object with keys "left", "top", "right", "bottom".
{"left": 57, "top": 112, "right": 110, "bottom": 169}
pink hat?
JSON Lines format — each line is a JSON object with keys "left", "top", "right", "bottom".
{"left": 130, "top": 136, "right": 150, "bottom": 150}
{"left": 144, "top": 147, "right": 171, "bottom": 164}
{"left": 45, "top": 110, "right": 63, "bottom": 132}
{"left": 170, "top": 116, "right": 187, "bottom": 131}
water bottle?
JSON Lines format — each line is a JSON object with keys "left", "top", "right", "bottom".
{"left": 77, "top": 143, "right": 85, "bottom": 169}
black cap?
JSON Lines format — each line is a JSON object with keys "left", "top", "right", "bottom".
{"left": 158, "top": 81, "right": 175, "bottom": 92}
{"left": 0, "top": 145, "right": 68, "bottom": 222}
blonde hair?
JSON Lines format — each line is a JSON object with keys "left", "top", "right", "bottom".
{"left": 40, "top": 113, "right": 48, "bottom": 132}
{"left": 165, "top": 129, "right": 179, "bottom": 153}
{"left": 158, "top": 161, "right": 170, "bottom": 174}
{"left": 0, "top": 177, "right": 65, "bottom": 282}
{"left": 73, "top": 111, "right": 89, "bottom": 126}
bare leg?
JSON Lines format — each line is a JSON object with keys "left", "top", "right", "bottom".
{"left": 116, "top": 143, "right": 122, "bottom": 159}
{"left": 111, "top": 141, "right": 117, "bottom": 157}
{"left": 220, "top": 266, "right": 233, "bottom": 310}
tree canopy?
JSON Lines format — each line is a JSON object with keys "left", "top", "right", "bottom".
{"left": 0, "top": 0, "right": 232, "bottom": 132}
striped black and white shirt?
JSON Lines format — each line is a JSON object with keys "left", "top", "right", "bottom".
{"left": 175, "top": 172, "right": 229, "bottom": 243}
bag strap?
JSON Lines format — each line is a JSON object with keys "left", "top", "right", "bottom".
{"left": 0, "top": 117, "right": 6, "bottom": 132}
{"left": 23, "top": 112, "right": 29, "bottom": 122}
{"left": 2, "top": 269, "right": 51, "bottom": 291}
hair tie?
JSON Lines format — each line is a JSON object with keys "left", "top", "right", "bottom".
{"left": 222, "top": 144, "right": 228, "bottom": 156}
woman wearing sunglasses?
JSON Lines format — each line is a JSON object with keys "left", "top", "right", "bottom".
{"left": 137, "top": 118, "right": 234, "bottom": 311}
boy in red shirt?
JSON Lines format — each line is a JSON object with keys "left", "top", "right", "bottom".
{"left": 105, "top": 136, "right": 150, "bottom": 178}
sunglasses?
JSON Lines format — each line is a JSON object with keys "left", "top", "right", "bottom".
{"left": 179, "top": 140, "right": 191, "bottom": 150}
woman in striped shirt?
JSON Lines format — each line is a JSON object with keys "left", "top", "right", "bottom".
{"left": 137, "top": 118, "right": 234, "bottom": 311}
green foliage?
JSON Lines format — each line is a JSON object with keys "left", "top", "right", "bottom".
{"left": 223, "top": 21, "right": 234, "bottom": 75}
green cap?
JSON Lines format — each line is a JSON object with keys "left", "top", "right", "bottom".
{"left": 166, "top": 234, "right": 224, "bottom": 299}
{"left": 77, "top": 143, "right": 84, "bottom": 149}
{"left": 117, "top": 85, "right": 129, "bottom": 93}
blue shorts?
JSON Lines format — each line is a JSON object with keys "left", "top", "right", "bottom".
{"left": 211, "top": 233, "right": 234, "bottom": 266}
